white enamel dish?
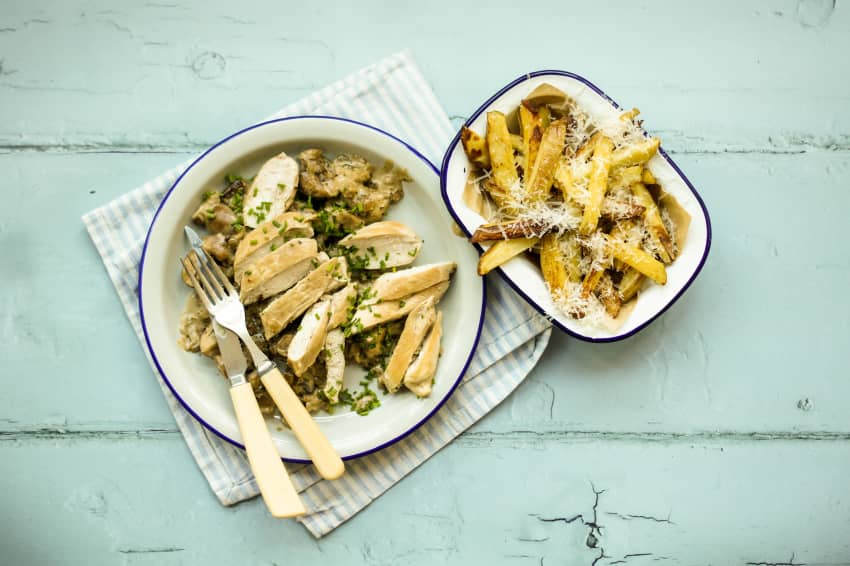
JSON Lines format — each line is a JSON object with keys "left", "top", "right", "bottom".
{"left": 139, "top": 116, "right": 485, "bottom": 461}
{"left": 440, "top": 71, "right": 711, "bottom": 342}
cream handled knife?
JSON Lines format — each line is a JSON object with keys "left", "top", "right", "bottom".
{"left": 212, "top": 322, "right": 305, "bottom": 518}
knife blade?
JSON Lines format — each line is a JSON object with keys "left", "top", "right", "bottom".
{"left": 184, "top": 225, "right": 248, "bottom": 387}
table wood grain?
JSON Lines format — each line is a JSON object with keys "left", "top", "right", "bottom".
{"left": 2, "top": 0, "right": 848, "bottom": 563}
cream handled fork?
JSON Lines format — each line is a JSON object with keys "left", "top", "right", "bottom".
{"left": 181, "top": 237, "right": 345, "bottom": 481}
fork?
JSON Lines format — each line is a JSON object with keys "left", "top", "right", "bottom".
{"left": 182, "top": 249, "right": 345, "bottom": 481}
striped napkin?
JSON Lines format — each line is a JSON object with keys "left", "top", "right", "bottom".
{"left": 82, "top": 50, "right": 552, "bottom": 537}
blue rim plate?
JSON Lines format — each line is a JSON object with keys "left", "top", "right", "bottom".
{"left": 440, "top": 71, "right": 712, "bottom": 342}
{"left": 138, "top": 116, "right": 485, "bottom": 462}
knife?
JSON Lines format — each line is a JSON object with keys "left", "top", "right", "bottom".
{"left": 186, "top": 226, "right": 305, "bottom": 518}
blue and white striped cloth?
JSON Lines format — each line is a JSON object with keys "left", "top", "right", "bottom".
{"left": 82, "top": 50, "right": 552, "bottom": 537}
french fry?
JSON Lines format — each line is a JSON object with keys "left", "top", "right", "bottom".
{"left": 609, "top": 219, "right": 639, "bottom": 271}
{"left": 581, "top": 269, "right": 604, "bottom": 298}
{"left": 618, "top": 268, "right": 645, "bottom": 301}
{"left": 553, "top": 157, "right": 578, "bottom": 201}
{"left": 477, "top": 237, "right": 538, "bottom": 276}
{"left": 510, "top": 134, "right": 524, "bottom": 153}
{"left": 596, "top": 273, "right": 622, "bottom": 318}
{"left": 631, "top": 182, "right": 674, "bottom": 263}
{"left": 522, "top": 83, "right": 569, "bottom": 110}
{"left": 460, "top": 127, "right": 490, "bottom": 170}
{"left": 518, "top": 104, "right": 543, "bottom": 179}
{"left": 562, "top": 234, "right": 583, "bottom": 283}
{"left": 611, "top": 137, "right": 660, "bottom": 168}
{"left": 485, "top": 111, "right": 519, "bottom": 209}
{"left": 609, "top": 165, "right": 642, "bottom": 189}
{"left": 470, "top": 220, "right": 549, "bottom": 243}
{"left": 579, "top": 136, "right": 614, "bottom": 235}
{"left": 540, "top": 233, "right": 568, "bottom": 293}
{"left": 600, "top": 197, "right": 645, "bottom": 221}
{"left": 619, "top": 108, "right": 640, "bottom": 122}
{"left": 606, "top": 236, "right": 667, "bottom": 285}
{"left": 641, "top": 168, "right": 657, "bottom": 185}
{"left": 575, "top": 132, "right": 602, "bottom": 164}
{"left": 526, "top": 119, "right": 567, "bottom": 203}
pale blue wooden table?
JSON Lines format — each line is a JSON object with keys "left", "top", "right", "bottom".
{"left": 2, "top": 1, "right": 849, "bottom": 564}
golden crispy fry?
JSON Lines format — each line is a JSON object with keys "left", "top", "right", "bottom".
{"left": 526, "top": 119, "right": 567, "bottom": 203}
{"left": 540, "top": 234, "right": 568, "bottom": 293}
{"left": 523, "top": 83, "right": 569, "bottom": 110}
{"left": 596, "top": 273, "right": 622, "bottom": 318}
{"left": 485, "top": 111, "right": 519, "bottom": 208}
{"left": 510, "top": 134, "right": 524, "bottom": 153}
{"left": 460, "top": 126, "right": 490, "bottom": 170}
{"left": 518, "top": 104, "right": 543, "bottom": 179}
{"left": 575, "top": 132, "right": 602, "bottom": 164}
{"left": 631, "top": 182, "right": 674, "bottom": 263}
{"left": 477, "top": 237, "right": 538, "bottom": 276}
{"left": 470, "top": 220, "right": 550, "bottom": 243}
{"left": 579, "top": 136, "right": 614, "bottom": 235}
{"left": 619, "top": 108, "right": 640, "bottom": 122}
{"left": 641, "top": 168, "right": 657, "bottom": 185}
{"left": 609, "top": 165, "right": 642, "bottom": 189}
{"left": 606, "top": 236, "right": 667, "bottom": 284}
{"left": 600, "top": 197, "right": 645, "bottom": 221}
{"left": 562, "top": 234, "right": 582, "bottom": 283}
{"left": 611, "top": 137, "right": 660, "bottom": 168}
{"left": 618, "top": 268, "right": 645, "bottom": 301}
{"left": 553, "top": 157, "right": 577, "bottom": 201}
{"left": 581, "top": 269, "right": 604, "bottom": 298}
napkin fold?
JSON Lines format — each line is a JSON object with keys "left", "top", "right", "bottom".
{"left": 82, "top": 50, "right": 552, "bottom": 537}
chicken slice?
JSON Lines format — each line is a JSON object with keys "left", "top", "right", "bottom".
{"left": 338, "top": 221, "right": 422, "bottom": 269}
{"left": 327, "top": 284, "right": 358, "bottom": 330}
{"left": 233, "top": 211, "right": 315, "bottom": 283}
{"left": 350, "top": 280, "right": 449, "bottom": 334}
{"left": 238, "top": 238, "right": 318, "bottom": 305}
{"left": 260, "top": 256, "right": 349, "bottom": 340}
{"left": 370, "top": 261, "right": 456, "bottom": 301}
{"left": 243, "top": 151, "right": 299, "bottom": 228}
{"left": 403, "top": 311, "right": 443, "bottom": 398}
{"left": 321, "top": 329, "right": 346, "bottom": 404}
{"left": 287, "top": 299, "right": 331, "bottom": 377}
{"left": 381, "top": 297, "right": 437, "bottom": 393}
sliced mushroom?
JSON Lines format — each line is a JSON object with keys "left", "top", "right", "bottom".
{"left": 327, "top": 284, "right": 358, "bottom": 330}
{"left": 370, "top": 261, "right": 456, "bottom": 301}
{"left": 287, "top": 299, "right": 331, "bottom": 377}
{"left": 321, "top": 329, "right": 346, "bottom": 404}
{"left": 238, "top": 238, "right": 318, "bottom": 305}
{"left": 260, "top": 256, "right": 349, "bottom": 340}
{"left": 202, "top": 233, "right": 232, "bottom": 264}
{"left": 381, "top": 297, "right": 437, "bottom": 393}
{"left": 233, "top": 211, "right": 315, "bottom": 283}
{"left": 243, "top": 151, "right": 299, "bottom": 228}
{"left": 350, "top": 280, "right": 449, "bottom": 334}
{"left": 403, "top": 310, "right": 442, "bottom": 397}
{"left": 176, "top": 293, "right": 210, "bottom": 352}
{"left": 338, "top": 221, "right": 422, "bottom": 269}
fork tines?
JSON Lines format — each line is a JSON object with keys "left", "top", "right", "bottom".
{"left": 181, "top": 250, "right": 236, "bottom": 310}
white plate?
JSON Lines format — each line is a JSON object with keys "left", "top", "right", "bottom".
{"left": 139, "top": 116, "right": 485, "bottom": 461}
{"left": 440, "top": 71, "right": 711, "bottom": 342}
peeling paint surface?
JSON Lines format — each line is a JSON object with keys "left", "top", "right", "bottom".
{"left": 1, "top": 0, "right": 850, "bottom": 563}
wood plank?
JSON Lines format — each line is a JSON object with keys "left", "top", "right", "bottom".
{"left": 2, "top": 150, "right": 848, "bottom": 435}
{"left": 0, "top": 0, "right": 848, "bottom": 154}
{"left": 1, "top": 437, "right": 848, "bottom": 564}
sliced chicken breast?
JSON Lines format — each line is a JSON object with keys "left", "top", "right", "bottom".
{"left": 381, "top": 297, "right": 437, "bottom": 393}
{"left": 287, "top": 299, "right": 331, "bottom": 377}
{"left": 238, "top": 238, "right": 318, "bottom": 305}
{"left": 403, "top": 310, "right": 443, "bottom": 398}
{"left": 370, "top": 261, "right": 457, "bottom": 301}
{"left": 260, "top": 256, "right": 350, "bottom": 339}
{"left": 350, "top": 280, "right": 449, "bottom": 333}
{"left": 242, "top": 151, "right": 299, "bottom": 228}
{"left": 233, "top": 211, "right": 315, "bottom": 283}
{"left": 327, "top": 284, "right": 358, "bottom": 330}
{"left": 338, "top": 221, "right": 422, "bottom": 269}
{"left": 321, "top": 328, "right": 346, "bottom": 404}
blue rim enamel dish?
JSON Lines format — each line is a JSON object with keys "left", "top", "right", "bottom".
{"left": 139, "top": 116, "right": 485, "bottom": 462}
{"left": 440, "top": 71, "right": 712, "bottom": 342}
